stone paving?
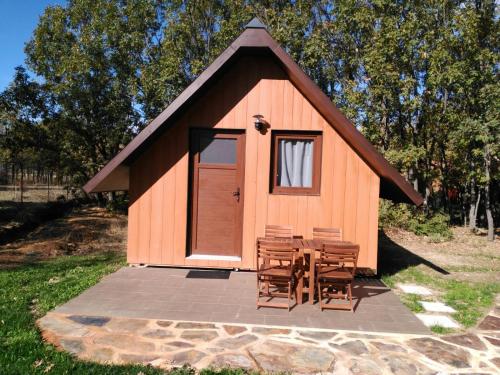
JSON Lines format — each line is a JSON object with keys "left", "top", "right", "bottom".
{"left": 415, "top": 314, "right": 460, "bottom": 329}
{"left": 397, "top": 284, "right": 433, "bottom": 296}
{"left": 38, "top": 300, "right": 500, "bottom": 374}
{"left": 397, "top": 283, "right": 462, "bottom": 330}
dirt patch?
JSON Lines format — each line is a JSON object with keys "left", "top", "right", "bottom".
{"left": 0, "top": 201, "right": 75, "bottom": 245}
{"left": 0, "top": 206, "right": 127, "bottom": 269}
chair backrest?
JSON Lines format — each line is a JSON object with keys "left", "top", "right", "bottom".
{"left": 256, "top": 239, "right": 295, "bottom": 270}
{"left": 319, "top": 243, "right": 359, "bottom": 276}
{"left": 265, "top": 224, "right": 293, "bottom": 239}
{"left": 313, "top": 227, "right": 342, "bottom": 242}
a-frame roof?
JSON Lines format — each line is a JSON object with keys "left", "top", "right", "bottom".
{"left": 84, "top": 18, "right": 423, "bottom": 206}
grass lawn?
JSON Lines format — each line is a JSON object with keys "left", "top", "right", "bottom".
{"left": 382, "top": 266, "right": 500, "bottom": 332}
{"left": 0, "top": 252, "right": 248, "bottom": 374}
{"left": 379, "top": 228, "right": 500, "bottom": 333}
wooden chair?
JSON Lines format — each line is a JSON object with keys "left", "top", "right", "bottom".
{"left": 316, "top": 242, "right": 359, "bottom": 311}
{"left": 256, "top": 239, "right": 302, "bottom": 311}
{"left": 297, "top": 227, "right": 343, "bottom": 302}
{"left": 313, "top": 227, "right": 342, "bottom": 242}
{"left": 265, "top": 224, "right": 293, "bottom": 239}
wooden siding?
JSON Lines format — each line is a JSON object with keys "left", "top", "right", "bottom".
{"left": 128, "top": 55, "right": 380, "bottom": 270}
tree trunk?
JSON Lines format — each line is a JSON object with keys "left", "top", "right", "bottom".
{"left": 20, "top": 164, "right": 24, "bottom": 204}
{"left": 425, "top": 186, "right": 431, "bottom": 212}
{"left": 408, "top": 166, "right": 418, "bottom": 192}
{"left": 484, "top": 146, "right": 494, "bottom": 241}
{"left": 485, "top": 186, "right": 494, "bottom": 241}
{"left": 469, "top": 179, "right": 478, "bottom": 231}
{"left": 47, "top": 171, "right": 51, "bottom": 202}
{"left": 439, "top": 145, "right": 450, "bottom": 214}
{"left": 474, "top": 191, "right": 481, "bottom": 220}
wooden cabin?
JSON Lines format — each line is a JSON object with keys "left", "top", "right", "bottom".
{"left": 84, "top": 18, "right": 422, "bottom": 273}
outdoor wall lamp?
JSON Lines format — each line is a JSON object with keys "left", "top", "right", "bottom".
{"left": 253, "top": 114, "right": 265, "bottom": 132}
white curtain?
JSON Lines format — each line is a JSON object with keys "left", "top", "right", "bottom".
{"left": 278, "top": 139, "right": 314, "bottom": 187}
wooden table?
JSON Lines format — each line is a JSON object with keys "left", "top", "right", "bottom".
{"left": 292, "top": 239, "right": 320, "bottom": 305}
{"left": 257, "top": 238, "right": 353, "bottom": 305}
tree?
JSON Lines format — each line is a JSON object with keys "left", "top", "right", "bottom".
{"left": 444, "top": 1, "right": 498, "bottom": 239}
{"left": 0, "top": 66, "right": 58, "bottom": 201}
{"left": 25, "top": 0, "right": 162, "bottom": 188}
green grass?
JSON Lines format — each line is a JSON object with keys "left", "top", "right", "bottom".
{"left": 0, "top": 253, "right": 251, "bottom": 374}
{"left": 430, "top": 326, "right": 455, "bottom": 335}
{"left": 397, "top": 293, "right": 424, "bottom": 314}
{"left": 382, "top": 266, "right": 500, "bottom": 329}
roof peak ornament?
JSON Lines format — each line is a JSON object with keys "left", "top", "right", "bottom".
{"left": 245, "top": 17, "right": 267, "bottom": 30}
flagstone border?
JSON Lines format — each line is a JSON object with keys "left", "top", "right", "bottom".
{"left": 37, "top": 310, "right": 500, "bottom": 374}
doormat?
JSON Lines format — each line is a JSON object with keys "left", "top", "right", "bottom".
{"left": 186, "top": 270, "right": 231, "bottom": 279}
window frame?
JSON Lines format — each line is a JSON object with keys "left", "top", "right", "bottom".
{"left": 270, "top": 131, "right": 322, "bottom": 195}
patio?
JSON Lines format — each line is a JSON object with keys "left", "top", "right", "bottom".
{"left": 54, "top": 267, "right": 428, "bottom": 334}
{"left": 37, "top": 267, "right": 500, "bottom": 373}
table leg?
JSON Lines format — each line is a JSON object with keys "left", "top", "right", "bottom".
{"left": 296, "top": 248, "right": 304, "bottom": 304}
{"left": 309, "top": 250, "right": 315, "bottom": 304}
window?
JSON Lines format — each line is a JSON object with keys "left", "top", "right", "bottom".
{"left": 271, "top": 131, "right": 322, "bottom": 195}
{"left": 199, "top": 136, "right": 236, "bottom": 164}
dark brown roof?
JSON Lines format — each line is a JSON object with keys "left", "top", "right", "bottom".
{"left": 84, "top": 19, "right": 423, "bottom": 206}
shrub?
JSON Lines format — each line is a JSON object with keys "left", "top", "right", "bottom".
{"left": 106, "top": 193, "right": 129, "bottom": 213}
{"left": 412, "top": 213, "right": 452, "bottom": 240}
{"left": 379, "top": 200, "right": 453, "bottom": 241}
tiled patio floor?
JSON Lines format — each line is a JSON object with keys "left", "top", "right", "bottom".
{"left": 55, "top": 267, "right": 428, "bottom": 334}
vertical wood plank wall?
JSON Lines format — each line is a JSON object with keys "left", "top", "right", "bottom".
{"left": 128, "top": 55, "right": 380, "bottom": 270}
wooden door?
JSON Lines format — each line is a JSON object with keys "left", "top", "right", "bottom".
{"left": 189, "top": 129, "right": 245, "bottom": 257}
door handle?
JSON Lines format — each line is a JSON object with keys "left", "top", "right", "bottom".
{"left": 232, "top": 187, "right": 240, "bottom": 202}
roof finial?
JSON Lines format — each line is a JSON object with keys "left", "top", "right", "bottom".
{"left": 245, "top": 17, "right": 267, "bottom": 30}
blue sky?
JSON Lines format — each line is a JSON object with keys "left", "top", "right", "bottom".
{"left": 0, "top": 0, "right": 66, "bottom": 90}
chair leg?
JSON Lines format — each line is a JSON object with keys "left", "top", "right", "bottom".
{"left": 263, "top": 260, "right": 270, "bottom": 295}
{"left": 317, "top": 279, "right": 322, "bottom": 311}
{"left": 294, "top": 278, "right": 298, "bottom": 305}
{"left": 297, "top": 274, "right": 304, "bottom": 304}
{"left": 347, "top": 282, "right": 353, "bottom": 312}
{"left": 256, "top": 276, "right": 260, "bottom": 309}
{"left": 287, "top": 280, "right": 291, "bottom": 312}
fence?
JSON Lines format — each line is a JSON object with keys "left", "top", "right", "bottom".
{"left": 0, "top": 185, "right": 69, "bottom": 203}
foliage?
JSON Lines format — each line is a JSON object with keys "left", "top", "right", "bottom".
{"left": 0, "top": 253, "right": 253, "bottom": 374}
{"left": 379, "top": 200, "right": 453, "bottom": 241}
{"left": 412, "top": 214, "right": 453, "bottom": 242}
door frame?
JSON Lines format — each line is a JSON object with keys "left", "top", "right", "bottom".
{"left": 187, "top": 128, "right": 246, "bottom": 258}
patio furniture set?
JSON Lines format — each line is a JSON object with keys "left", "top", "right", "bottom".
{"left": 256, "top": 225, "right": 359, "bottom": 312}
